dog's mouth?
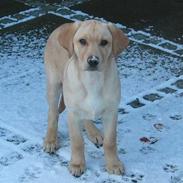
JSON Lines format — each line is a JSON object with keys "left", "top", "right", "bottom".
{"left": 85, "top": 66, "right": 99, "bottom": 71}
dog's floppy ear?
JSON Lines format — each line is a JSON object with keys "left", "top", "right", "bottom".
{"left": 58, "top": 22, "right": 81, "bottom": 57}
{"left": 108, "top": 23, "right": 129, "bottom": 57}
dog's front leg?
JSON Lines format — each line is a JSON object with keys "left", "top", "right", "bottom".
{"left": 44, "top": 82, "right": 61, "bottom": 153}
{"left": 68, "top": 112, "right": 85, "bottom": 177}
{"left": 103, "top": 111, "right": 125, "bottom": 175}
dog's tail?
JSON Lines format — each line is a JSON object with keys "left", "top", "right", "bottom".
{"left": 58, "top": 94, "right": 66, "bottom": 113}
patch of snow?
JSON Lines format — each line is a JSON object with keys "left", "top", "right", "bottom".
{"left": 0, "top": 16, "right": 183, "bottom": 183}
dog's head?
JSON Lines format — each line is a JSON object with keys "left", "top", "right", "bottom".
{"left": 58, "top": 20, "right": 129, "bottom": 71}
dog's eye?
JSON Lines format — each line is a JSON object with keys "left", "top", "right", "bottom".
{"left": 100, "top": 40, "right": 108, "bottom": 46}
{"left": 79, "top": 38, "right": 87, "bottom": 46}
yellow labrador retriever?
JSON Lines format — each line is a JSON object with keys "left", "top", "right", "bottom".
{"left": 43, "top": 20, "right": 129, "bottom": 177}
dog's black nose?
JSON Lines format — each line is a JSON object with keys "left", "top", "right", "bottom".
{"left": 87, "top": 56, "right": 99, "bottom": 67}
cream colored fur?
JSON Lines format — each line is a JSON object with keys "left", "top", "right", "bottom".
{"left": 43, "top": 20, "right": 129, "bottom": 177}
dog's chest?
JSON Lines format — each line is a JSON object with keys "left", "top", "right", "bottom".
{"left": 65, "top": 71, "right": 106, "bottom": 120}
{"left": 79, "top": 73, "right": 105, "bottom": 119}
{"left": 82, "top": 82, "right": 105, "bottom": 119}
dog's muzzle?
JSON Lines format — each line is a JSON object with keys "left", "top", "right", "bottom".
{"left": 87, "top": 56, "right": 99, "bottom": 69}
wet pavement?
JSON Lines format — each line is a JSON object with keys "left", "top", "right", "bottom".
{"left": 0, "top": 0, "right": 30, "bottom": 18}
{"left": 72, "top": 0, "right": 183, "bottom": 44}
{"left": 0, "top": 14, "right": 71, "bottom": 49}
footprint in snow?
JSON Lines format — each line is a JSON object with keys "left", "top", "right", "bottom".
{"left": 22, "top": 143, "right": 42, "bottom": 155}
{"left": 122, "top": 172, "right": 144, "bottom": 183}
{"left": 139, "top": 136, "right": 159, "bottom": 144}
{"left": 102, "top": 179, "right": 122, "bottom": 183}
{"left": 0, "top": 152, "right": 23, "bottom": 167}
{"left": 170, "top": 114, "right": 182, "bottom": 121}
{"left": 0, "top": 127, "right": 11, "bottom": 138}
{"left": 6, "top": 135, "right": 27, "bottom": 145}
{"left": 170, "top": 172, "right": 183, "bottom": 183}
{"left": 18, "top": 165, "right": 42, "bottom": 183}
{"left": 0, "top": 126, "right": 27, "bottom": 145}
{"left": 163, "top": 164, "right": 178, "bottom": 173}
{"left": 142, "top": 113, "right": 157, "bottom": 121}
{"left": 153, "top": 123, "right": 166, "bottom": 132}
{"left": 139, "top": 146, "right": 156, "bottom": 154}
{"left": 119, "top": 148, "right": 127, "bottom": 155}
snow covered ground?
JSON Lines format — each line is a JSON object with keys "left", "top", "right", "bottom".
{"left": 0, "top": 15, "right": 183, "bottom": 183}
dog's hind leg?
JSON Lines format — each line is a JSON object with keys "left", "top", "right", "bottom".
{"left": 84, "top": 120, "right": 103, "bottom": 148}
{"left": 44, "top": 80, "right": 62, "bottom": 153}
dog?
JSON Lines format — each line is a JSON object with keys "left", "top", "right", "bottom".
{"left": 43, "top": 20, "right": 129, "bottom": 177}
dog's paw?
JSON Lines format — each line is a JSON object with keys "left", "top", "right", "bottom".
{"left": 88, "top": 130, "right": 103, "bottom": 148}
{"left": 106, "top": 161, "right": 125, "bottom": 175}
{"left": 43, "top": 138, "right": 58, "bottom": 153}
{"left": 69, "top": 162, "right": 85, "bottom": 177}
{"left": 91, "top": 133, "right": 103, "bottom": 148}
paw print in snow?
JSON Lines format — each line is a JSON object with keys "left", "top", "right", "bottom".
{"left": 102, "top": 178, "right": 122, "bottom": 183}
{"left": 153, "top": 123, "right": 166, "bottom": 132}
{"left": 163, "top": 164, "right": 178, "bottom": 173}
{"left": 142, "top": 113, "right": 157, "bottom": 121}
{"left": 19, "top": 165, "right": 42, "bottom": 183}
{"left": 118, "top": 108, "right": 129, "bottom": 115}
{"left": 89, "top": 150, "right": 103, "bottom": 159}
{"left": 139, "top": 146, "right": 156, "bottom": 154}
{"left": 119, "top": 148, "right": 127, "bottom": 155}
{"left": 122, "top": 173, "right": 144, "bottom": 183}
{"left": 0, "top": 152, "right": 23, "bottom": 166}
{"left": 171, "top": 173, "right": 183, "bottom": 183}
{"left": 170, "top": 114, "right": 182, "bottom": 121}
{"left": 0, "top": 127, "right": 8, "bottom": 137}
{"left": 22, "top": 143, "right": 42, "bottom": 154}
{"left": 139, "top": 137, "right": 159, "bottom": 144}
{"left": 6, "top": 135, "right": 27, "bottom": 145}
